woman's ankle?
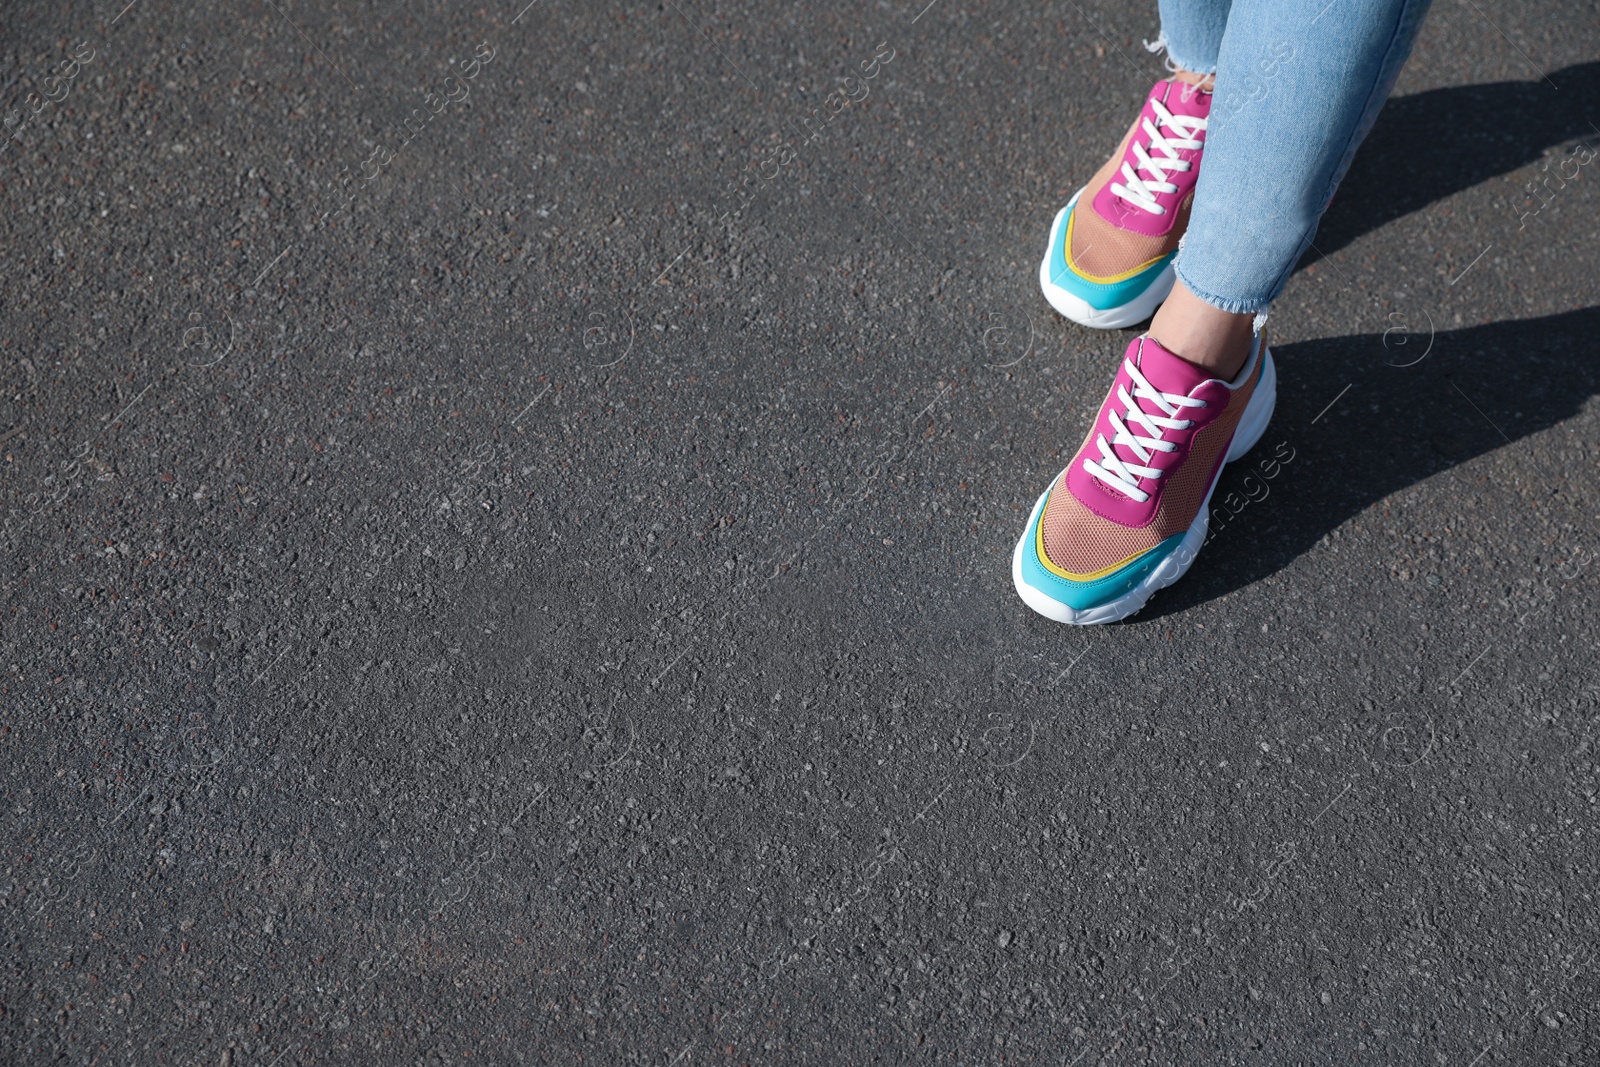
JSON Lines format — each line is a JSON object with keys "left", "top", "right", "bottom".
{"left": 1148, "top": 282, "right": 1254, "bottom": 381}
{"left": 1172, "top": 68, "right": 1215, "bottom": 92}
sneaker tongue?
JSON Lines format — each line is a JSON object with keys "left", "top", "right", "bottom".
{"left": 1132, "top": 336, "right": 1213, "bottom": 397}
{"left": 1156, "top": 78, "right": 1212, "bottom": 120}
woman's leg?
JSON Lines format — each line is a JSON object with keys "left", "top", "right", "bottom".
{"left": 1153, "top": 0, "right": 1232, "bottom": 78}
{"left": 1156, "top": 0, "right": 1436, "bottom": 377}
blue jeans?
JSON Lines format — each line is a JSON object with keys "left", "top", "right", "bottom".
{"left": 1154, "top": 0, "right": 1435, "bottom": 316}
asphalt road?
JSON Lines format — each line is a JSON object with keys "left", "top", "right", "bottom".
{"left": 2, "top": 1, "right": 1598, "bottom": 1064}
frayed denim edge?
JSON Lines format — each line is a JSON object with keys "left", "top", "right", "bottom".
{"left": 1173, "top": 254, "right": 1274, "bottom": 329}
{"left": 1143, "top": 30, "right": 1218, "bottom": 76}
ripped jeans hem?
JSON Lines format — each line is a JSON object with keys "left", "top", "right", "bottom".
{"left": 1144, "top": 30, "right": 1218, "bottom": 76}
{"left": 1172, "top": 258, "right": 1274, "bottom": 331}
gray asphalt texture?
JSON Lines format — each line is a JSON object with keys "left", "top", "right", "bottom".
{"left": 2, "top": 1, "right": 1598, "bottom": 1064}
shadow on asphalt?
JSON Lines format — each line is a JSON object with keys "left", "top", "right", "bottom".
{"left": 1140, "top": 304, "right": 1599, "bottom": 620}
{"left": 1308, "top": 61, "right": 1600, "bottom": 261}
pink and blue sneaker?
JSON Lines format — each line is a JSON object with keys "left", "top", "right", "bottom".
{"left": 1012, "top": 333, "right": 1276, "bottom": 624}
{"left": 1039, "top": 78, "right": 1210, "bottom": 329}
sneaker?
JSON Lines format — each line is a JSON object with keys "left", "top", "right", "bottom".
{"left": 1012, "top": 333, "right": 1275, "bottom": 625}
{"left": 1039, "top": 79, "right": 1210, "bottom": 329}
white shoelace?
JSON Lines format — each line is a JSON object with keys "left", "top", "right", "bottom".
{"left": 1107, "top": 98, "right": 1207, "bottom": 216}
{"left": 1083, "top": 357, "right": 1207, "bottom": 502}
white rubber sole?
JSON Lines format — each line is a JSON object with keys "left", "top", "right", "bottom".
{"left": 1011, "top": 345, "right": 1278, "bottom": 626}
{"left": 1038, "top": 196, "right": 1176, "bottom": 330}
